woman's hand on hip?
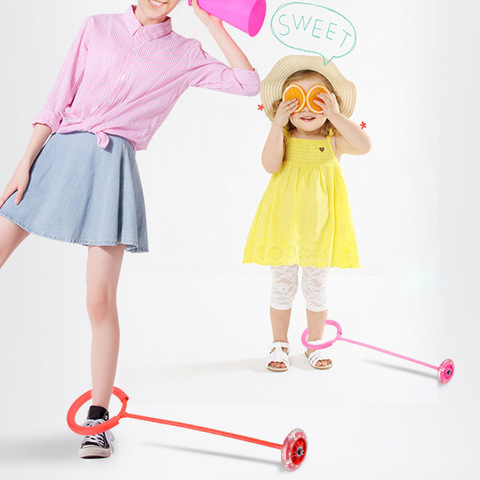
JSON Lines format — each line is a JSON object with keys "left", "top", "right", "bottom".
{"left": 0, "top": 123, "right": 51, "bottom": 208}
{"left": 0, "top": 166, "right": 30, "bottom": 208}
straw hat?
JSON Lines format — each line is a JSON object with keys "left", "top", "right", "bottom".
{"left": 261, "top": 55, "right": 357, "bottom": 121}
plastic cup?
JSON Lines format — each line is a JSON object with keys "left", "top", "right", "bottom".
{"left": 188, "top": 0, "right": 266, "bottom": 37}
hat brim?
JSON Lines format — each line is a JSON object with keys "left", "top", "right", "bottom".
{"left": 261, "top": 55, "right": 357, "bottom": 121}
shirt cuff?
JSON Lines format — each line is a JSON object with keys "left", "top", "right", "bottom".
{"left": 231, "top": 67, "right": 261, "bottom": 95}
{"left": 32, "top": 110, "right": 62, "bottom": 132}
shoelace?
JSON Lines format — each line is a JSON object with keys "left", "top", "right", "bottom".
{"left": 81, "top": 419, "right": 114, "bottom": 448}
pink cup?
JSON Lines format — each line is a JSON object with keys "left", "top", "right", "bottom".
{"left": 188, "top": 0, "right": 266, "bottom": 37}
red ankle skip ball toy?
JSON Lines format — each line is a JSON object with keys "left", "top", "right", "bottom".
{"left": 67, "top": 387, "right": 307, "bottom": 471}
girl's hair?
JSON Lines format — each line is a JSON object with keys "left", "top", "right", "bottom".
{"left": 271, "top": 70, "right": 341, "bottom": 137}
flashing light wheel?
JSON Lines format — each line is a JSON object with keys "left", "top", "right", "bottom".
{"left": 281, "top": 428, "right": 307, "bottom": 471}
{"left": 438, "top": 359, "right": 455, "bottom": 384}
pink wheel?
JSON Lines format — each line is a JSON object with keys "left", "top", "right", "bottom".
{"left": 281, "top": 428, "right": 307, "bottom": 471}
{"left": 438, "top": 359, "right": 455, "bottom": 384}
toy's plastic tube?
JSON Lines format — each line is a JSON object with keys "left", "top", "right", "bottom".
{"left": 301, "top": 321, "right": 454, "bottom": 384}
{"left": 302, "top": 321, "right": 439, "bottom": 370}
{"left": 67, "top": 387, "right": 282, "bottom": 449}
{"left": 338, "top": 337, "right": 439, "bottom": 371}
{"left": 123, "top": 412, "right": 282, "bottom": 450}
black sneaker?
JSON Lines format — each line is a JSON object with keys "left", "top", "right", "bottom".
{"left": 79, "top": 416, "right": 114, "bottom": 459}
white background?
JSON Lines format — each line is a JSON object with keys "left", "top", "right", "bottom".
{"left": 0, "top": 0, "right": 479, "bottom": 478}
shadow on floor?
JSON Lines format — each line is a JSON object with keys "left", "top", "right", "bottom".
{"left": 0, "top": 433, "right": 78, "bottom": 464}
{"left": 363, "top": 358, "right": 438, "bottom": 380}
{"left": 144, "top": 441, "right": 282, "bottom": 470}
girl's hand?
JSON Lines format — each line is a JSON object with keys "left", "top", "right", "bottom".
{"left": 273, "top": 99, "right": 299, "bottom": 128}
{"left": 315, "top": 92, "right": 341, "bottom": 119}
{"left": 191, "top": 0, "right": 222, "bottom": 30}
{"left": 0, "top": 166, "right": 30, "bottom": 208}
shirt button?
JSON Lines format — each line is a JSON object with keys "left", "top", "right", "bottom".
{"left": 121, "top": 75, "right": 126, "bottom": 80}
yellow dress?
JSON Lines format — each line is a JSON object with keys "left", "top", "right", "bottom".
{"left": 243, "top": 129, "right": 359, "bottom": 268}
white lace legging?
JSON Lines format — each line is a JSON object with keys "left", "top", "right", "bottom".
{"left": 270, "top": 265, "right": 329, "bottom": 312}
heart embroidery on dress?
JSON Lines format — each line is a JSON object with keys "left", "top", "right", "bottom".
{"left": 319, "top": 147, "right": 325, "bottom": 152}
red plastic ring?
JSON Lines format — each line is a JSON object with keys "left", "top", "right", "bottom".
{"left": 67, "top": 387, "right": 129, "bottom": 435}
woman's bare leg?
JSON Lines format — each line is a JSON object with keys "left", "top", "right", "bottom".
{"left": 0, "top": 216, "right": 29, "bottom": 268}
{"left": 86, "top": 245, "right": 125, "bottom": 409}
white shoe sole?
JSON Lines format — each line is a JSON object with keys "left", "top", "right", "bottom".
{"left": 79, "top": 445, "right": 113, "bottom": 459}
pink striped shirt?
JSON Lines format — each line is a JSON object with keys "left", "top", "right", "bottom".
{"left": 33, "top": 5, "right": 260, "bottom": 151}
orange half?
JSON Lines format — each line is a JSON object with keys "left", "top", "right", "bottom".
{"left": 283, "top": 84, "right": 305, "bottom": 113}
{"left": 306, "top": 85, "right": 329, "bottom": 113}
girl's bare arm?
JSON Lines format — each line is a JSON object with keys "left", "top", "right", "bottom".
{"left": 329, "top": 112, "right": 372, "bottom": 155}
{"left": 262, "top": 99, "right": 299, "bottom": 173}
{"left": 318, "top": 92, "right": 372, "bottom": 155}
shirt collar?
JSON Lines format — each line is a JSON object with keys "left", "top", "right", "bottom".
{"left": 124, "top": 5, "right": 172, "bottom": 39}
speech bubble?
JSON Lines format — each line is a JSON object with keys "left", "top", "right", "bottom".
{"left": 271, "top": 2, "right": 357, "bottom": 65}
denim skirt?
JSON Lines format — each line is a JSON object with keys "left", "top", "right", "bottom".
{"left": 0, "top": 132, "right": 148, "bottom": 253}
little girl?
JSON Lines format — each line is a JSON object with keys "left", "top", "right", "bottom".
{"left": 0, "top": 0, "right": 259, "bottom": 457}
{"left": 243, "top": 55, "right": 371, "bottom": 372}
